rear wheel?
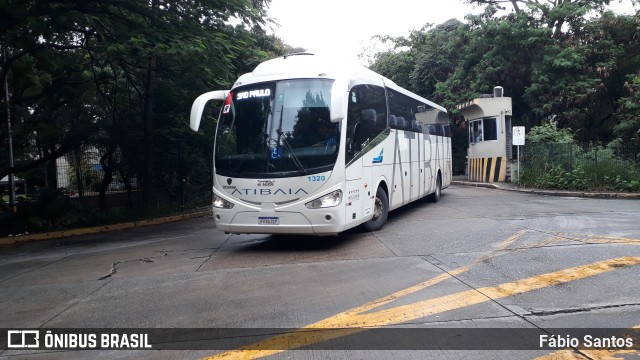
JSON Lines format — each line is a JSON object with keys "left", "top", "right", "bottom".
{"left": 363, "top": 187, "right": 389, "bottom": 232}
{"left": 427, "top": 173, "right": 442, "bottom": 203}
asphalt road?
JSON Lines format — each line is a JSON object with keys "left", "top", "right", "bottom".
{"left": 1, "top": 185, "right": 639, "bottom": 359}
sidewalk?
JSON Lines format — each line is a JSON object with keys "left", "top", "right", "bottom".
{"left": 0, "top": 208, "right": 212, "bottom": 247}
{"left": 451, "top": 175, "right": 640, "bottom": 199}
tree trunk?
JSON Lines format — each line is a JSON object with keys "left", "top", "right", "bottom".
{"left": 141, "top": 0, "right": 157, "bottom": 208}
{"left": 510, "top": 0, "right": 521, "bottom": 13}
{"left": 142, "top": 54, "right": 156, "bottom": 206}
{"left": 553, "top": 19, "right": 565, "bottom": 39}
{"left": 98, "top": 148, "right": 115, "bottom": 211}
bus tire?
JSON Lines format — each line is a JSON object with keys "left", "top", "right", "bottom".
{"left": 428, "top": 173, "right": 442, "bottom": 203}
{"left": 363, "top": 187, "right": 389, "bottom": 232}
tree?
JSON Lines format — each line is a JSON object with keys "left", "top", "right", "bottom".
{"left": 1, "top": 0, "right": 275, "bottom": 210}
{"left": 465, "top": 0, "right": 612, "bottom": 38}
{"left": 613, "top": 72, "right": 640, "bottom": 146}
{"left": 527, "top": 122, "right": 575, "bottom": 144}
{"left": 370, "top": 50, "right": 414, "bottom": 90}
{"left": 368, "top": 1, "right": 639, "bottom": 173}
{"left": 524, "top": 11, "right": 640, "bottom": 142}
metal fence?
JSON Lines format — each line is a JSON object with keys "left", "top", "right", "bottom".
{"left": 1, "top": 142, "right": 213, "bottom": 236}
{"left": 519, "top": 143, "right": 640, "bottom": 191}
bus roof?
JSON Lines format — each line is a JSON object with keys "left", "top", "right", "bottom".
{"left": 232, "top": 53, "right": 446, "bottom": 113}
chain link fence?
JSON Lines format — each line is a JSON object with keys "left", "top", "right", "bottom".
{"left": 519, "top": 143, "right": 640, "bottom": 192}
{"left": 1, "top": 141, "right": 213, "bottom": 237}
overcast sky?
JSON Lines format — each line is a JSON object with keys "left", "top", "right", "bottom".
{"left": 266, "top": 0, "right": 638, "bottom": 65}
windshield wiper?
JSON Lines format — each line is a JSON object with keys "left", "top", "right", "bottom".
{"left": 277, "top": 105, "right": 307, "bottom": 175}
{"left": 277, "top": 128, "right": 306, "bottom": 175}
{"left": 232, "top": 153, "right": 253, "bottom": 175}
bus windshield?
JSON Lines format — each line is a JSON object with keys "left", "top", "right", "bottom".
{"left": 215, "top": 79, "right": 339, "bottom": 178}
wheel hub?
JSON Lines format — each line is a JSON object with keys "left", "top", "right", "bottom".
{"left": 373, "top": 197, "right": 383, "bottom": 220}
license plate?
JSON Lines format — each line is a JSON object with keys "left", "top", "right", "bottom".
{"left": 258, "top": 217, "right": 279, "bottom": 225}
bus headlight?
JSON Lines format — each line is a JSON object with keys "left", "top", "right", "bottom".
{"left": 213, "top": 194, "right": 234, "bottom": 209}
{"left": 305, "top": 190, "right": 342, "bottom": 209}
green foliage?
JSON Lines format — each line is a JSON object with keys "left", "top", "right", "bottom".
{"left": 613, "top": 72, "right": 640, "bottom": 146}
{"left": 370, "top": 50, "right": 414, "bottom": 90}
{"left": 527, "top": 123, "right": 575, "bottom": 144}
{"left": 522, "top": 164, "right": 589, "bottom": 190}
{"left": 1, "top": 187, "right": 74, "bottom": 234}
{"left": 368, "top": 1, "right": 639, "bottom": 180}
{"left": 519, "top": 143, "right": 640, "bottom": 192}
{"left": 369, "top": 2, "right": 640, "bottom": 142}
{"left": 0, "top": 0, "right": 288, "bottom": 213}
{"left": 0, "top": 0, "right": 311, "bottom": 231}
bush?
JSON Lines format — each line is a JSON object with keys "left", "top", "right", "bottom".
{"left": 520, "top": 143, "right": 640, "bottom": 192}
{"left": 518, "top": 122, "right": 640, "bottom": 192}
{"left": 527, "top": 123, "right": 574, "bottom": 144}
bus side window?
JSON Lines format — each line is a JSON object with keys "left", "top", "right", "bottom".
{"left": 352, "top": 122, "right": 361, "bottom": 152}
{"left": 346, "top": 84, "right": 387, "bottom": 163}
{"left": 411, "top": 120, "right": 420, "bottom": 132}
{"left": 358, "top": 108, "right": 377, "bottom": 147}
{"left": 443, "top": 124, "right": 452, "bottom": 138}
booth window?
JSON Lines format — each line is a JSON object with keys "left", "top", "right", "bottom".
{"left": 469, "top": 120, "right": 483, "bottom": 143}
{"left": 469, "top": 117, "right": 498, "bottom": 143}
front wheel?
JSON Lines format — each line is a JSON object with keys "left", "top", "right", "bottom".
{"left": 427, "top": 173, "right": 442, "bottom": 203}
{"left": 363, "top": 187, "right": 389, "bottom": 232}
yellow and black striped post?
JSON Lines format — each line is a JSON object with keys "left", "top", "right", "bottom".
{"left": 468, "top": 157, "right": 507, "bottom": 183}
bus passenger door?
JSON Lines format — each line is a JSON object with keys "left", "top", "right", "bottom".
{"left": 417, "top": 128, "right": 425, "bottom": 196}
{"left": 345, "top": 161, "right": 364, "bottom": 229}
{"left": 423, "top": 129, "right": 434, "bottom": 195}
{"left": 390, "top": 152, "right": 404, "bottom": 210}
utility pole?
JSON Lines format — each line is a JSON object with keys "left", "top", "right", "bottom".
{"left": 2, "top": 45, "right": 16, "bottom": 213}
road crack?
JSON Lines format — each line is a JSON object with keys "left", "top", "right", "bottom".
{"left": 97, "top": 257, "right": 156, "bottom": 280}
{"left": 527, "top": 303, "right": 640, "bottom": 317}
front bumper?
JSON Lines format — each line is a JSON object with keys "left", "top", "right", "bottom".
{"left": 213, "top": 208, "right": 345, "bottom": 236}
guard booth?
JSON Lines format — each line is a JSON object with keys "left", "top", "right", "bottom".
{"left": 457, "top": 87, "right": 513, "bottom": 182}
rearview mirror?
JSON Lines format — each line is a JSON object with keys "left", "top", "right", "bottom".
{"left": 189, "top": 90, "right": 229, "bottom": 131}
{"left": 330, "top": 80, "right": 348, "bottom": 123}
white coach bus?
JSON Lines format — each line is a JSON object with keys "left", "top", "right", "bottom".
{"left": 190, "top": 53, "right": 451, "bottom": 235}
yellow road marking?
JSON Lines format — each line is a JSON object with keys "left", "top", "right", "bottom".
{"left": 497, "top": 229, "right": 528, "bottom": 250}
{"left": 203, "top": 257, "right": 640, "bottom": 360}
{"left": 324, "top": 229, "right": 531, "bottom": 318}
{"left": 535, "top": 349, "right": 637, "bottom": 360}
{"left": 474, "top": 233, "right": 567, "bottom": 266}
{"left": 581, "top": 238, "right": 640, "bottom": 245}
{"left": 559, "top": 233, "right": 640, "bottom": 245}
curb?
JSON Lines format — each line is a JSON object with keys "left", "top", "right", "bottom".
{"left": 451, "top": 181, "right": 499, "bottom": 190}
{"left": 0, "top": 208, "right": 213, "bottom": 247}
{"left": 451, "top": 181, "right": 640, "bottom": 199}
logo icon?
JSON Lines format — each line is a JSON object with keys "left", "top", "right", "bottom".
{"left": 372, "top": 149, "right": 384, "bottom": 164}
{"left": 227, "top": 178, "right": 232, "bottom": 185}
{"left": 7, "top": 330, "right": 40, "bottom": 348}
